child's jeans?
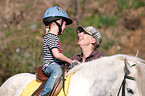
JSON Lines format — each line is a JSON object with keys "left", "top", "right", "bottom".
{"left": 40, "top": 63, "right": 62, "bottom": 96}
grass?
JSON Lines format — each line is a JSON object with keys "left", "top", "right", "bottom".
{"left": 81, "top": 15, "right": 119, "bottom": 28}
{"left": 102, "top": 40, "right": 115, "bottom": 50}
{"left": 59, "top": 28, "right": 79, "bottom": 57}
{"left": 99, "top": 15, "right": 119, "bottom": 27}
{"left": 117, "top": 0, "right": 145, "bottom": 11}
{"left": 133, "top": 0, "right": 145, "bottom": 9}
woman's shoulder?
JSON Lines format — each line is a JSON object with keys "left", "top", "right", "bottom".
{"left": 71, "top": 54, "right": 82, "bottom": 60}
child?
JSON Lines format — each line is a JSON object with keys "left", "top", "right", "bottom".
{"left": 40, "top": 6, "right": 75, "bottom": 96}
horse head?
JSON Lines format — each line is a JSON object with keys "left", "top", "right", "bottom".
{"left": 122, "top": 57, "right": 145, "bottom": 96}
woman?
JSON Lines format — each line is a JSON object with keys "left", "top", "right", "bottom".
{"left": 71, "top": 26, "right": 105, "bottom": 63}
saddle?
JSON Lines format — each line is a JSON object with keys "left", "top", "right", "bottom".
{"left": 36, "top": 67, "right": 48, "bottom": 82}
{"left": 32, "top": 67, "right": 63, "bottom": 96}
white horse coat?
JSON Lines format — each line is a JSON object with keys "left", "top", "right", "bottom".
{"left": 0, "top": 54, "right": 145, "bottom": 96}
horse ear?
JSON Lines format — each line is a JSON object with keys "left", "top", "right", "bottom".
{"left": 124, "top": 58, "right": 136, "bottom": 75}
{"left": 124, "top": 58, "right": 130, "bottom": 75}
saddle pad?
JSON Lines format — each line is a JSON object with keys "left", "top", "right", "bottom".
{"left": 21, "top": 73, "right": 73, "bottom": 96}
{"left": 21, "top": 80, "right": 42, "bottom": 96}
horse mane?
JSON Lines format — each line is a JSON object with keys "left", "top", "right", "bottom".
{"left": 67, "top": 54, "right": 127, "bottom": 95}
{"left": 66, "top": 61, "right": 88, "bottom": 76}
{"left": 67, "top": 54, "right": 129, "bottom": 76}
{"left": 66, "top": 54, "right": 126, "bottom": 76}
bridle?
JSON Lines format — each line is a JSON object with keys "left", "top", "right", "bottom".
{"left": 117, "top": 58, "right": 136, "bottom": 96}
{"left": 117, "top": 72, "right": 135, "bottom": 96}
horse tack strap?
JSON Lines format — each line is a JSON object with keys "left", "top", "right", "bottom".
{"left": 117, "top": 73, "right": 127, "bottom": 96}
{"left": 117, "top": 73, "right": 135, "bottom": 96}
{"left": 126, "top": 76, "right": 135, "bottom": 80}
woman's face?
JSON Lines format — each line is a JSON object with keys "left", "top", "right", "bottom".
{"left": 77, "top": 31, "right": 94, "bottom": 46}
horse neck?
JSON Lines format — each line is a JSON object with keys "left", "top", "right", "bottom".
{"left": 135, "top": 62, "right": 145, "bottom": 95}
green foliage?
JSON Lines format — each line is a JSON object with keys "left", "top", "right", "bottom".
{"left": 117, "top": 0, "right": 129, "bottom": 11}
{"left": 28, "top": 22, "right": 41, "bottom": 30}
{"left": 5, "top": 29, "right": 12, "bottom": 37}
{"left": 117, "top": 0, "right": 145, "bottom": 11}
{"left": 23, "top": 5, "right": 30, "bottom": 10}
{"left": 81, "top": 15, "right": 99, "bottom": 27}
{"left": 102, "top": 40, "right": 115, "bottom": 50}
{"left": 81, "top": 0, "right": 86, "bottom": 3}
{"left": 0, "top": 28, "right": 43, "bottom": 79}
{"left": 99, "top": 16, "right": 119, "bottom": 27}
{"left": 82, "top": 15, "right": 119, "bottom": 28}
{"left": 133, "top": 0, "right": 145, "bottom": 9}
{"left": 59, "top": 28, "right": 79, "bottom": 57}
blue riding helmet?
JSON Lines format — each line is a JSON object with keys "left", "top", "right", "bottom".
{"left": 43, "top": 6, "right": 73, "bottom": 26}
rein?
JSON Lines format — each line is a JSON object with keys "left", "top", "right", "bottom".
{"left": 117, "top": 72, "right": 135, "bottom": 96}
{"left": 62, "top": 64, "right": 67, "bottom": 96}
{"left": 49, "top": 64, "right": 67, "bottom": 96}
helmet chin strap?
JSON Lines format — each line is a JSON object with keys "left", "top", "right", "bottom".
{"left": 54, "top": 20, "right": 64, "bottom": 35}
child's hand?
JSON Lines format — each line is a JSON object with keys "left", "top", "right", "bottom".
{"left": 72, "top": 60, "right": 80, "bottom": 64}
{"left": 69, "top": 60, "right": 80, "bottom": 69}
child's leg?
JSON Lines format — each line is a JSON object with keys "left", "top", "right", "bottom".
{"left": 40, "top": 63, "right": 62, "bottom": 96}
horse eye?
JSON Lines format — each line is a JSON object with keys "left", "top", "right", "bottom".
{"left": 127, "top": 88, "right": 134, "bottom": 94}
